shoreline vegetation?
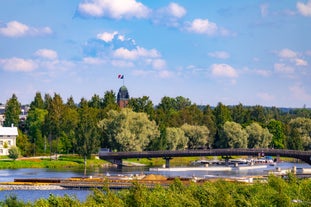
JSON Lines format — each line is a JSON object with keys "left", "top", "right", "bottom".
{"left": 0, "top": 174, "right": 310, "bottom": 206}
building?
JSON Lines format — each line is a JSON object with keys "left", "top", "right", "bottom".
{"left": 0, "top": 125, "right": 18, "bottom": 155}
{"left": 117, "top": 85, "right": 130, "bottom": 108}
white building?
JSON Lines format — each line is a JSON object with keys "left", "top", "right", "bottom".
{"left": 0, "top": 125, "right": 18, "bottom": 155}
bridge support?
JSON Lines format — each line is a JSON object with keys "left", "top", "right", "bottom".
{"left": 163, "top": 157, "right": 172, "bottom": 168}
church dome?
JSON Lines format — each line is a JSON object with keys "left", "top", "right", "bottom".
{"left": 117, "top": 85, "right": 129, "bottom": 101}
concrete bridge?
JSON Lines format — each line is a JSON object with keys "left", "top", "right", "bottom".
{"left": 99, "top": 148, "right": 311, "bottom": 167}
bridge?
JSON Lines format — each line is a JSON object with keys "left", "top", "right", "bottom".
{"left": 99, "top": 148, "right": 311, "bottom": 167}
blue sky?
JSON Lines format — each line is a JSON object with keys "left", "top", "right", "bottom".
{"left": 1, "top": 0, "right": 311, "bottom": 107}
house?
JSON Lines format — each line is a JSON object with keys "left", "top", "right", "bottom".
{"left": 0, "top": 125, "right": 18, "bottom": 155}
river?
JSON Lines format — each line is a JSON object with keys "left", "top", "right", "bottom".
{"left": 0, "top": 162, "right": 310, "bottom": 203}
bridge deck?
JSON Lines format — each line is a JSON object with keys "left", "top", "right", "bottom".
{"left": 99, "top": 148, "right": 311, "bottom": 165}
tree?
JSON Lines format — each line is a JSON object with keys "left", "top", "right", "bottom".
{"left": 44, "top": 93, "right": 64, "bottom": 156}
{"left": 75, "top": 102, "right": 101, "bottom": 174}
{"left": 288, "top": 117, "right": 311, "bottom": 150}
{"left": 165, "top": 127, "right": 188, "bottom": 150}
{"left": 128, "top": 96, "right": 155, "bottom": 120}
{"left": 202, "top": 105, "right": 216, "bottom": 147}
{"left": 267, "top": 119, "right": 285, "bottom": 149}
{"left": 8, "top": 146, "right": 20, "bottom": 160}
{"left": 246, "top": 122, "right": 273, "bottom": 148}
{"left": 181, "top": 124, "right": 210, "bottom": 149}
{"left": 4, "top": 94, "right": 21, "bottom": 127}
{"left": 99, "top": 108, "right": 160, "bottom": 151}
{"left": 26, "top": 108, "right": 48, "bottom": 155}
{"left": 30, "top": 92, "right": 44, "bottom": 110}
{"left": 223, "top": 121, "right": 248, "bottom": 148}
{"left": 213, "top": 102, "right": 232, "bottom": 148}
{"left": 101, "top": 90, "right": 118, "bottom": 110}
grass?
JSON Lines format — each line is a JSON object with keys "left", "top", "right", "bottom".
{"left": 0, "top": 155, "right": 109, "bottom": 169}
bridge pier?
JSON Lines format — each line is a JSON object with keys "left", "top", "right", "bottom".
{"left": 163, "top": 157, "right": 172, "bottom": 168}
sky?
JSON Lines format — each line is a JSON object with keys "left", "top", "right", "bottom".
{"left": 0, "top": 0, "right": 311, "bottom": 108}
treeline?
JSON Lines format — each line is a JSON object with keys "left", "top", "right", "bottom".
{"left": 3, "top": 92, "right": 311, "bottom": 157}
{"left": 1, "top": 175, "right": 311, "bottom": 206}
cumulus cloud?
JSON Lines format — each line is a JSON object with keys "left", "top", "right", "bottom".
{"left": 277, "top": 48, "right": 308, "bottom": 66}
{"left": 184, "top": 18, "right": 231, "bottom": 36}
{"left": 274, "top": 63, "right": 294, "bottom": 73}
{"left": 113, "top": 46, "right": 160, "bottom": 60}
{"left": 295, "top": 58, "right": 308, "bottom": 66}
{"left": 278, "top": 48, "right": 297, "bottom": 59}
{"left": 97, "top": 31, "right": 119, "bottom": 42}
{"left": 35, "top": 49, "right": 58, "bottom": 60}
{"left": 152, "top": 2, "right": 186, "bottom": 27}
{"left": 0, "top": 57, "right": 38, "bottom": 72}
{"left": 297, "top": 0, "right": 311, "bottom": 17}
{"left": 185, "top": 18, "right": 218, "bottom": 35}
{"left": 210, "top": 63, "right": 238, "bottom": 78}
{"left": 0, "top": 21, "right": 52, "bottom": 37}
{"left": 208, "top": 51, "right": 230, "bottom": 59}
{"left": 77, "top": 0, "right": 150, "bottom": 19}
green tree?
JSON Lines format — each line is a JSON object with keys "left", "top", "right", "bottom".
{"left": 267, "top": 119, "right": 285, "bottom": 149}
{"left": 30, "top": 92, "right": 44, "bottom": 109}
{"left": 4, "top": 94, "right": 21, "bottom": 127}
{"left": 223, "top": 121, "right": 248, "bottom": 148}
{"left": 246, "top": 122, "right": 273, "bottom": 148}
{"left": 288, "top": 117, "right": 311, "bottom": 150}
{"left": 99, "top": 108, "right": 160, "bottom": 151}
{"left": 76, "top": 102, "right": 101, "bottom": 172}
{"left": 44, "top": 93, "right": 64, "bottom": 155}
{"left": 213, "top": 102, "right": 232, "bottom": 148}
{"left": 165, "top": 127, "right": 188, "bottom": 150}
{"left": 128, "top": 96, "right": 155, "bottom": 120}
{"left": 181, "top": 123, "right": 210, "bottom": 149}
{"left": 26, "top": 108, "right": 48, "bottom": 155}
{"left": 8, "top": 146, "right": 20, "bottom": 160}
{"left": 89, "top": 94, "right": 102, "bottom": 108}
{"left": 202, "top": 105, "right": 216, "bottom": 148}
{"left": 101, "top": 90, "right": 118, "bottom": 110}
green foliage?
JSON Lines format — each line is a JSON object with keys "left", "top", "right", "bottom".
{"left": 181, "top": 123, "right": 210, "bottom": 149}
{"left": 99, "top": 108, "right": 160, "bottom": 151}
{"left": 165, "top": 127, "right": 188, "bottom": 150}
{"left": 223, "top": 121, "right": 248, "bottom": 148}
{"left": 8, "top": 146, "right": 19, "bottom": 160}
{"left": 246, "top": 122, "right": 273, "bottom": 148}
{"left": 4, "top": 94, "right": 21, "bottom": 127}
{"left": 0, "top": 176, "right": 311, "bottom": 206}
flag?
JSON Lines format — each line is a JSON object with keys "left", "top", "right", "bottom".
{"left": 118, "top": 74, "right": 124, "bottom": 79}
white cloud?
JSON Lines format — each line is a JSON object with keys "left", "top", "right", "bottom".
{"left": 295, "top": 58, "right": 308, "bottom": 66}
{"left": 297, "top": 0, "right": 311, "bottom": 17}
{"left": 274, "top": 63, "right": 294, "bottom": 73}
{"left": 35, "top": 49, "right": 58, "bottom": 60}
{"left": 0, "top": 21, "right": 52, "bottom": 37}
{"left": 158, "top": 70, "right": 172, "bottom": 78}
{"left": 208, "top": 51, "right": 230, "bottom": 59}
{"left": 0, "top": 57, "right": 38, "bottom": 72}
{"left": 185, "top": 18, "right": 218, "bottom": 35}
{"left": 97, "top": 31, "right": 118, "bottom": 42}
{"left": 113, "top": 47, "right": 160, "bottom": 60}
{"left": 166, "top": 3, "right": 186, "bottom": 18}
{"left": 210, "top": 64, "right": 238, "bottom": 78}
{"left": 83, "top": 57, "right": 106, "bottom": 65}
{"left": 278, "top": 48, "right": 297, "bottom": 59}
{"left": 78, "top": 0, "right": 150, "bottom": 19}
{"left": 149, "top": 59, "right": 166, "bottom": 70}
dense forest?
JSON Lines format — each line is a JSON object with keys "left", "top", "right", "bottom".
{"left": 2, "top": 91, "right": 311, "bottom": 158}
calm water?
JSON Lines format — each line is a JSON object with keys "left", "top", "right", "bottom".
{"left": 0, "top": 162, "right": 310, "bottom": 202}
